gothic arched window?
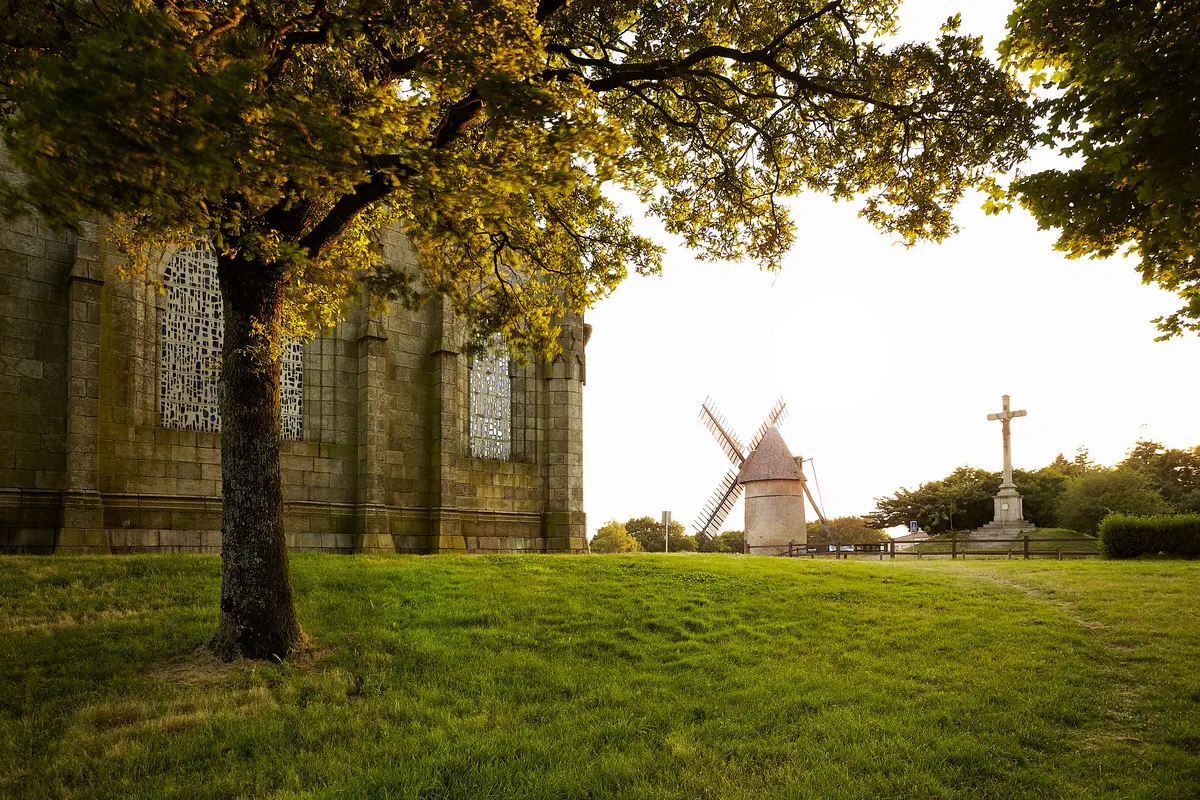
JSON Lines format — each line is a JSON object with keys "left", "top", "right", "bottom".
{"left": 159, "top": 245, "right": 303, "bottom": 439}
{"left": 468, "top": 337, "right": 511, "bottom": 460}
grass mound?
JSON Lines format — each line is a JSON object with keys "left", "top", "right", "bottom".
{"left": 2, "top": 555, "right": 1198, "bottom": 799}
{"left": 915, "top": 528, "right": 1100, "bottom": 556}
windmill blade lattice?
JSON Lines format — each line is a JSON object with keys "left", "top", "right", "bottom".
{"left": 692, "top": 468, "right": 743, "bottom": 540}
{"left": 699, "top": 397, "right": 746, "bottom": 465}
{"left": 748, "top": 398, "right": 788, "bottom": 451}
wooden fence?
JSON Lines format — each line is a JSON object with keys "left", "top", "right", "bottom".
{"left": 744, "top": 536, "right": 1101, "bottom": 560}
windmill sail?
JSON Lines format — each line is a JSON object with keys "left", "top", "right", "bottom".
{"left": 699, "top": 398, "right": 746, "bottom": 465}
{"left": 748, "top": 398, "right": 788, "bottom": 452}
{"left": 693, "top": 396, "right": 789, "bottom": 542}
{"left": 692, "top": 468, "right": 743, "bottom": 540}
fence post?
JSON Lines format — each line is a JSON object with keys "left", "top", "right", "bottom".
{"left": 951, "top": 536, "right": 957, "bottom": 560}
{"left": 788, "top": 540, "right": 794, "bottom": 558}
{"left": 1057, "top": 547, "right": 1062, "bottom": 561}
{"left": 743, "top": 540, "right": 748, "bottom": 555}
{"left": 1023, "top": 535, "right": 1030, "bottom": 560}
{"left": 889, "top": 539, "right": 895, "bottom": 559}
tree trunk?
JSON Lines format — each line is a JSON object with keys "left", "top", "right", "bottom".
{"left": 209, "top": 255, "right": 301, "bottom": 661}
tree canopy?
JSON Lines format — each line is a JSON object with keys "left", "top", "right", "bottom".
{"left": 871, "top": 463, "right": 1077, "bottom": 533}
{"left": 589, "top": 520, "right": 640, "bottom": 554}
{"left": 806, "top": 515, "right": 887, "bottom": 544}
{"left": 1120, "top": 440, "right": 1200, "bottom": 514}
{"left": 870, "top": 466, "right": 1000, "bottom": 534}
{"left": 1056, "top": 467, "right": 1171, "bottom": 535}
{"left": 698, "top": 529, "right": 744, "bottom": 554}
{"left": 998, "top": 0, "right": 1200, "bottom": 338}
{"left": 625, "top": 516, "right": 696, "bottom": 552}
{"left": 2, "top": 0, "right": 1033, "bottom": 351}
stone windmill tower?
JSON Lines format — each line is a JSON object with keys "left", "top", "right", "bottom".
{"left": 737, "top": 427, "right": 807, "bottom": 551}
{"left": 693, "top": 398, "right": 829, "bottom": 552}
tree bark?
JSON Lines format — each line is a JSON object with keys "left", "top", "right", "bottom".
{"left": 209, "top": 254, "right": 301, "bottom": 661}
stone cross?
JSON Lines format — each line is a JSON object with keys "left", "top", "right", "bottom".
{"left": 987, "top": 394, "right": 1027, "bottom": 488}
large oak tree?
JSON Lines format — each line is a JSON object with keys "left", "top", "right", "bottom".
{"left": 0, "top": 0, "right": 1031, "bottom": 660}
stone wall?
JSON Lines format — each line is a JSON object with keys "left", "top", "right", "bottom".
{"left": 0, "top": 152, "right": 74, "bottom": 553}
{"left": 0, "top": 201, "right": 587, "bottom": 554}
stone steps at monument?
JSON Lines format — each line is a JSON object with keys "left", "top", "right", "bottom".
{"left": 961, "top": 521, "right": 1036, "bottom": 543}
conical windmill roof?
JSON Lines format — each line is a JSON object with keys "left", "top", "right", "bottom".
{"left": 737, "top": 427, "right": 803, "bottom": 483}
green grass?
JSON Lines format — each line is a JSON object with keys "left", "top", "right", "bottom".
{"left": 2, "top": 555, "right": 1198, "bottom": 799}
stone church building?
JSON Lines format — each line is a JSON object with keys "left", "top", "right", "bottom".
{"left": 0, "top": 161, "right": 588, "bottom": 555}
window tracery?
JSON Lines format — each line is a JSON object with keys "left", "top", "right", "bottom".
{"left": 159, "top": 245, "right": 303, "bottom": 439}
{"left": 468, "top": 336, "right": 512, "bottom": 460}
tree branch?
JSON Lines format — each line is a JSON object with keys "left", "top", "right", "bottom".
{"left": 548, "top": 41, "right": 906, "bottom": 113}
{"left": 296, "top": 171, "right": 394, "bottom": 256}
{"left": 297, "top": 0, "right": 889, "bottom": 259}
{"left": 262, "top": 2, "right": 333, "bottom": 84}
{"left": 190, "top": 7, "right": 245, "bottom": 57}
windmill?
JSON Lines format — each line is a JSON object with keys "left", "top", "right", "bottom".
{"left": 693, "top": 397, "right": 832, "bottom": 548}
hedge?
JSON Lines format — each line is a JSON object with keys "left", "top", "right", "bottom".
{"left": 1097, "top": 513, "right": 1200, "bottom": 559}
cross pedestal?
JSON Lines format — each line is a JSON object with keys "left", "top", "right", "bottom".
{"left": 987, "top": 394, "right": 1028, "bottom": 525}
{"left": 993, "top": 484, "right": 1024, "bottom": 524}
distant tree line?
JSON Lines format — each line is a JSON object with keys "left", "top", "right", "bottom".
{"left": 871, "top": 441, "right": 1200, "bottom": 535}
{"left": 590, "top": 514, "right": 893, "bottom": 554}
{"left": 589, "top": 517, "right": 746, "bottom": 554}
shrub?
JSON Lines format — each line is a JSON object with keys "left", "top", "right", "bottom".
{"left": 1098, "top": 513, "right": 1200, "bottom": 559}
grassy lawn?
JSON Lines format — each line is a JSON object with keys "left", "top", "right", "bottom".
{"left": 1, "top": 555, "right": 1198, "bottom": 799}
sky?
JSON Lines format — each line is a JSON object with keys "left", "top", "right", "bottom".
{"left": 581, "top": 0, "right": 1200, "bottom": 538}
